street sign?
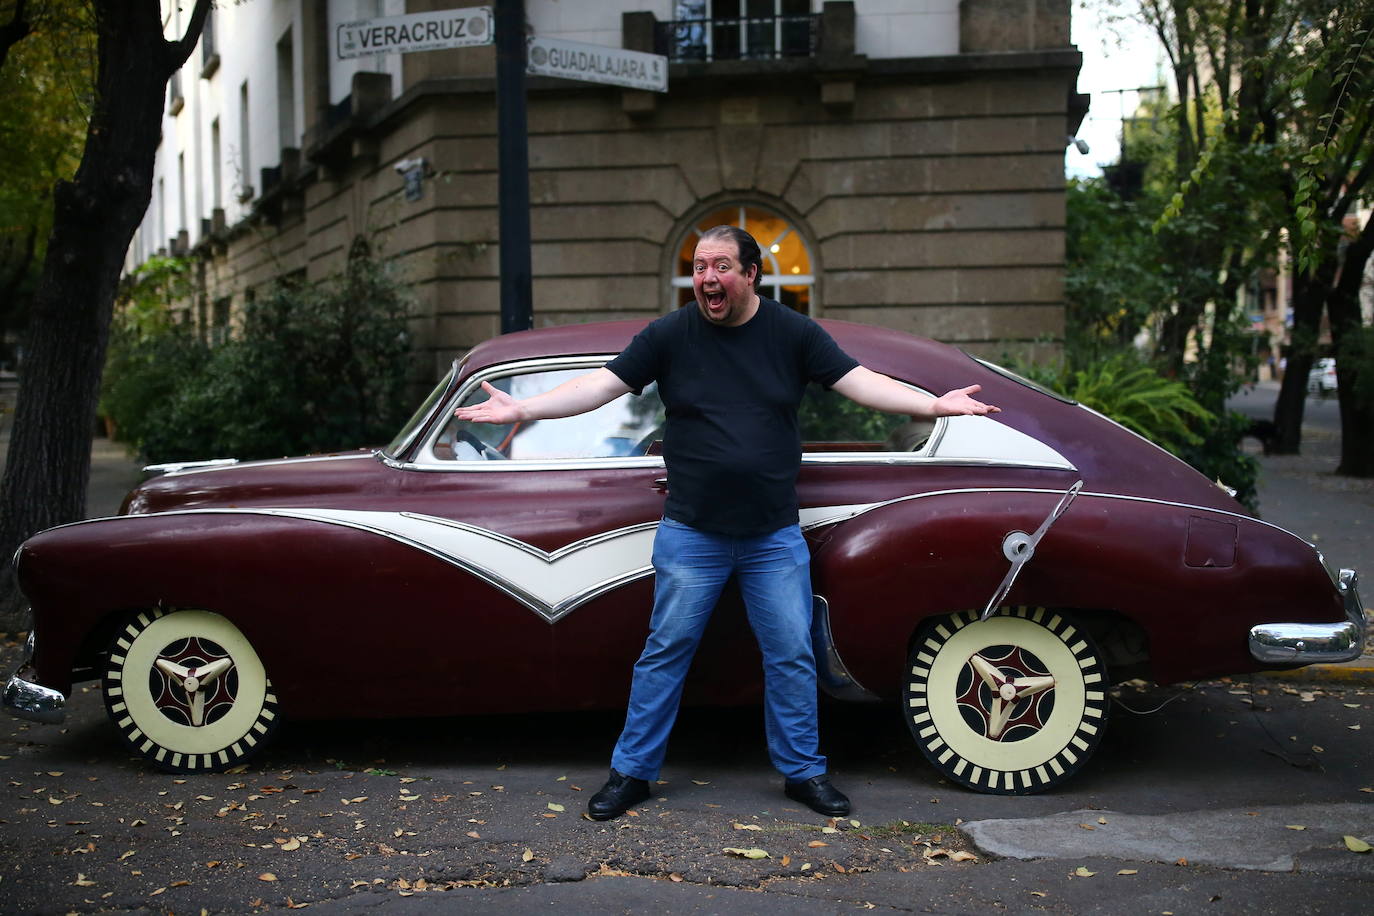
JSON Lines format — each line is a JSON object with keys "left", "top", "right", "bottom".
{"left": 336, "top": 6, "right": 492, "bottom": 60}
{"left": 526, "top": 36, "right": 667, "bottom": 93}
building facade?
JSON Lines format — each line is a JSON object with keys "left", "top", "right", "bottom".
{"left": 139, "top": 0, "right": 1086, "bottom": 379}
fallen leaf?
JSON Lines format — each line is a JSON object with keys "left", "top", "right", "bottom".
{"left": 821, "top": 826, "right": 839, "bottom": 834}
{"left": 259, "top": 873, "right": 278, "bottom": 882}
{"left": 670, "top": 872, "right": 683, "bottom": 882}
{"left": 399, "top": 794, "right": 420, "bottom": 802}
{"left": 732, "top": 822, "right": 762, "bottom": 831}
{"left": 280, "top": 838, "right": 301, "bottom": 851}
{"left": 1286, "top": 825, "right": 1307, "bottom": 831}
{"left": 1030, "top": 891, "right": 1047, "bottom": 897}
{"left": 466, "top": 831, "right": 480, "bottom": 839}
{"left": 547, "top": 803, "right": 565, "bottom": 813}
{"left": 1174, "top": 858, "right": 1188, "bottom": 866}
{"left": 1074, "top": 866, "right": 1095, "bottom": 877}
{"left": 73, "top": 874, "right": 95, "bottom": 887}
{"left": 1097, "top": 817, "right": 1108, "bottom": 825}
{"left": 723, "top": 847, "right": 769, "bottom": 859}
{"left": 950, "top": 851, "right": 977, "bottom": 862}
{"left": 351, "top": 881, "right": 370, "bottom": 889}
{"left": 170, "top": 880, "right": 190, "bottom": 887}
{"left": 692, "top": 780, "right": 710, "bottom": 786}
{"left": 808, "top": 841, "right": 828, "bottom": 848}
{"left": 1117, "top": 869, "right": 1138, "bottom": 876}
{"left": 833, "top": 863, "right": 847, "bottom": 873}
{"left": 849, "top": 820, "right": 861, "bottom": 828}
{"left": 1344, "top": 836, "right": 1372, "bottom": 853}
{"left": 801, "top": 863, "right": 812, "bottom": 871}
{"left": 781, "top": 855, "right": 791, "bottom": 867}
{"left": 46, "top": 771, "right": 63, "bottom": 777}
{"left": 118, "top": 850, "right": 135, "bottom": 862}
{"left": 150, "top": 887, "right": 165, "bottom": 896}
{"left": 1349, "top": 725, "right": 1361, "bottom": 731}
{"left": 1078, "top": 823, "right": 1095, "bottom": 830}
{"left": 522, "top": 848, "right": 534, "bottom": 862}
{"left": 286, "top": 898, "right": 309, "bottom": 908}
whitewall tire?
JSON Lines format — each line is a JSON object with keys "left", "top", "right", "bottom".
{"left": 903, "top": 607, "right": 1109, "bottom": 795}
{"left": 102, "top": 608, "right": 280, "bottom": 773}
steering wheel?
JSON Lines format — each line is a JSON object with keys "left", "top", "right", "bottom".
{"left": 454, "top": 429, "right": 506, "bottom": 460}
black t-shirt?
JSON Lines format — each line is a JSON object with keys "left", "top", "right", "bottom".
{"left": 606, "top": 298, "right": 859, "bottom": 536}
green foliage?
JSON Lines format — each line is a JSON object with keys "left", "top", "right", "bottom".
{"left": 1018, "top": 352, "right": 1258, "bottom": 510}
{"left": 0, "top": 0, "right": 94, "bottom": 345}
{"left": 1064, "top": 180, "right": 1167, "bottom": 364}
{"left": 102, "top": 251, "right": 414, "bottom": 463}
{"left": 797, "top": 386, "right": 893, "bottom": 442}
{"left": 1022, "top": 354, "right": 1213, "bottom": 453}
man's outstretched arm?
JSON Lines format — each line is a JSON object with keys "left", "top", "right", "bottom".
{"left": 831, "top": 366, "right": 1001, "bottom": 419}
{"left": 454, "top": 367, "right": 632, "bottom": 425}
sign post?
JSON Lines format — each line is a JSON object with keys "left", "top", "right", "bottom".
{"left": 495, "top": 0, "right": 533, "bottom": 334}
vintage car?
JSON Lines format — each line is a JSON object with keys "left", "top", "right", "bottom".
{"left": 4, "top": 319, "right": 1365, "bottom": 794}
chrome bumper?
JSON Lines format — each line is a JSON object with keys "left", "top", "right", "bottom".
{"left": 1249, "top": 569, "right": 1367, "bottom": 665}
{"left": 3, "top": 632, "right": 66, "bottom": 724}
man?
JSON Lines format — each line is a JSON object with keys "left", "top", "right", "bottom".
{"left": 455, "top": 226, "right": 999, "bottom": 820}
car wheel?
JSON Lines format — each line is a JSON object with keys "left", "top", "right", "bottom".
{"left": 102, "top": 608, "right": 280, "bottom": 773}
{"left": 903, "top": 606, "right": 1109, "bottom": 795}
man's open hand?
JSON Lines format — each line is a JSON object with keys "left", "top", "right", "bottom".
{"left": 933, "top": 384, "right": 1000, "bottom": 417}
{"left": 453, "top": 382, "right": 523, "bottom": 424}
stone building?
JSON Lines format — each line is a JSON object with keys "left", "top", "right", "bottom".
{"left": 138, "top": 0, "right": 1086, "bottom": 379}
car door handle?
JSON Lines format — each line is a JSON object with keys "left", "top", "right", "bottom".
{"left": 653, "top": 478, "right": 668, "bottom": 491}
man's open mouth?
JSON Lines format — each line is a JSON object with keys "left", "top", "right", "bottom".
{"left": 705, "top": 291, "right": 726, "bottom": 308}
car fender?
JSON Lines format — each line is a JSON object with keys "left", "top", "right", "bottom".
{"left": 809, "top": 490, "right": 1345, "bottom": 694}
{"left": 16, "top": 511, "right": 558, "bottom": 716}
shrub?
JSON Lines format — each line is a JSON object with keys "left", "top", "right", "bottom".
{"left": 102, "top": 247, "right": 414, "bottom": 463}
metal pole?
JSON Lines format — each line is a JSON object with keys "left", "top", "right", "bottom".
{"left": 495, "top": 0, "right": 532, "bottom": 333}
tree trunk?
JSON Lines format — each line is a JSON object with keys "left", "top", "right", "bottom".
{"left": 0, "top": 0, "right": 207, "bottom": 630}
{"left": 1272, "top": 259, "right": 1335, "bottom": 454}
{"left": 1328, "top": 214, "right": 1374, "bottom": 477}
{"left": 0, "top": 0, "right": 31, "bottom": 73}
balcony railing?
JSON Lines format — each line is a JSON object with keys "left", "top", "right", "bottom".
{"left": 656, "top": 14, "right": 819, "bottom": 62}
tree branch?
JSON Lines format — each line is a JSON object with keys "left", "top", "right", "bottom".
{"left": 167, "top": 0, "right": 211, "bottom": 73}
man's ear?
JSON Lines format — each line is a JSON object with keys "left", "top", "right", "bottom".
{"left": 744, "top": 262, "right": 759, "bottom": 285}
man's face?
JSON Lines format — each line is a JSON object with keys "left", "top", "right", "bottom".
{"left": 692, "top": 236, "right": 758, "bottom": 326}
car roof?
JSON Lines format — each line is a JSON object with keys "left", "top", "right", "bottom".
{"left": 458, "top": 313, "right": 972, "bottom": 384}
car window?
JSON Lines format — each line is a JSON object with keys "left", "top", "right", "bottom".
{"left": 432, "top": 369, "right": 666, "bottom": 461}
{"left": 798, "top": 385, "right": 937, "bottom": 454}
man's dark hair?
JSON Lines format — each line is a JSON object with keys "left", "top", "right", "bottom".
{"left": 699, "top": 225, "right": 763, "bottom": 291}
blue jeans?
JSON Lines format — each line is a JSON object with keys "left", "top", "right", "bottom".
{"left": 610, "top": 518, "right": 828, "bottom": 782}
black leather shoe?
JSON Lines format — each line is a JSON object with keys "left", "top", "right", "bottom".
{"left": 587, "top": 769, "right": 651, "bottom": 820}
{"left": 784, "top": 774, "right": 850, "bottom": 817}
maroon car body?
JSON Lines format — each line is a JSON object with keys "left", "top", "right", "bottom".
{"left": 4, "top": 320, "right": 1364, "bottom": 793}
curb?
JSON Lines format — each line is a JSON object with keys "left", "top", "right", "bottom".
{"left": 1253, "top": 656, "right": 1374, "bottom": 685}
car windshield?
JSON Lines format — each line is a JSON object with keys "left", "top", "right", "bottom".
{"left": 383, "top": 365, "right": 457, "bottom": 458}
{"left": 433, "top": 368, "right": 666, "bottom": 461}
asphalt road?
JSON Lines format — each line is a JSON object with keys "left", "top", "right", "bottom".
{"left": 1, "top": 660, "right": 1371, "bottom": 914}
{"left": 0, "top": 380, "right": 1370, "bottom": 914}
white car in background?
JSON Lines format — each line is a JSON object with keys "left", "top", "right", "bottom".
{"left": 1308, "top": 358, "right": 1338, "bottom": 397}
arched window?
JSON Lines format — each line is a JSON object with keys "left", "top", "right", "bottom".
{"left": 671, "top": 204, "right": 815, "bottom": 314}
